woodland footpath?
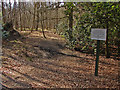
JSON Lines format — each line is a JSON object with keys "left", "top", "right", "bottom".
{"left": 1, "top": 31, "right": 119, "bottom": 88}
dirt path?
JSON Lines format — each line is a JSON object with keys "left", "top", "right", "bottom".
{"left": 1, "top": 31, "right": 119, "bottom": 88}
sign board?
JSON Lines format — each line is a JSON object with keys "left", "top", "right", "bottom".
{"left": 91, "top": 28, "right": 106, "bottom": 41}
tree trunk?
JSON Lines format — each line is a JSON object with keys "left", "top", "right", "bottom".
{"left": 36, "top": 2, "right": 40, "bottom": 31}
{"left": 48, "top": 2, "right": 51, "bottom": 30}
{"left": 45, "top": 3, "right": 48, "bottom": 30}
{"left": 23, "top": 3, "right": 26, "bottom": 31}
{"left": 19, "top": 2, "right": 22, "bottom": 31}
{"left": 105, "top": 19, "right": 110, "bottom": 58}
{"left": 2, "top": 2, "right": 6, "bottom": 24}
{"left": 118, "top": 28, "right": 120, "bottom": 59}
{"left": 31, "top": 2, "right": 36, "bottom": 32}
{"left": 8, "top": 0, "right": 12, "bottom": 21}
{"left": 68, "top": 4, "right": 73, "bottom": 41}
{"left": 55, "top": 2, "right": 59, "bottom": 33}
{"left": 41, "top": 2, "right": 46, "bottom": 38}
{"left": 13, "top": 0, "right": 18, "bottom": 29}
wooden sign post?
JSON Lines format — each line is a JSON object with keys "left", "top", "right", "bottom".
{"left": 91, "top": 28, "right": 106, "bottom": 76}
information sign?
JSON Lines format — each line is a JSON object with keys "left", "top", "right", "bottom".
{"left": 91, "top": 29, "right": 106, "bottom": 41}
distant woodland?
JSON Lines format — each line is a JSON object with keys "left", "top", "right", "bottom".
{"left": 0, "top": 1, "right": 120, "bottom": 58}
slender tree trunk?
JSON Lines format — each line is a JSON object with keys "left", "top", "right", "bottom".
{"left": 13, "top": 0, "right": 18, "bottom": 29}
{"left": 44, "top": 2, "right": 47, "bottom": 30}
{"left": 49, "top": 2, "right": 51, "bottom": 30}
{"left": 56, "top": 3, "right": 59, "bottom": 26}
{"left": 2, "top": 2, "right": 6, "bottom": 24}
{"left": 45, "top": 3, "right": 48, "bottom": 30}
{"left": 23, "top": 2, "right": 26, "bottom": 30}
{"left": 31, "top": 2, "right": 36, "bottom": 32}
{"left": 19, "top": 2, "right": 22, "bottom": 31}
{"left": 118, "top": 28, "right": 120, "bottom": 59}
{"left": 55, "top": 2, "right": 59, "bottom": 33}
{"left": 36, "top": 2, "right": 40, "bottom": 31}
{"left": 41, "top": 2, "right": 46, "bottom": 38}
{"left": 8, "top": 0, "right": 12, "bottom": 21}
{"left": 68, "top": 4, "right": 73, "bottom": 41}
{"left": 105, "top": 19, "right": 110, "bottom": 58}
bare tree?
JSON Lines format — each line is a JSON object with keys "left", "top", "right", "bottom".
{"left": 48, "top": 2, "right": 51, "bottom": 30}
{"left": 40, "top": 2, "right": 46, "bottom": 38}
{"left": 36, "top": 2, "right": 40, "bottom": 31}
{"left": 7, "top": 0, "right": 12, "bottom": 21}
{"left": 31, "top": 2, "right": 36, "bottom": 32}
{"left": 13, "top": 0, "right": 18, "bottom": 29}
{"left": 44, "top": 2, "right": 48, "bottom": 30}
{"left": 18, "top": 2, "right": 22, "bottom": 31}
{"left": 2, "top": 2, "right": 6, "bottom": 24}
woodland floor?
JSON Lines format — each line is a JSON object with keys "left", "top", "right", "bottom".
{"left": 1, "top": 31, "right": 120, "bottom": 89}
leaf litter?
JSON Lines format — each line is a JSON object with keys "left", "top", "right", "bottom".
{"left": 1, "top": 31, "right": 119, "bottom": 88}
